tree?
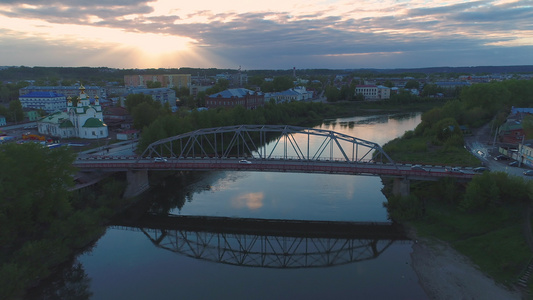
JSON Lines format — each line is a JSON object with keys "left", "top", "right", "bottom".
{"left": 421, "top": 84, "right": 440, "bottom": 97}
{"left": 125, "top": 94, "right": 156, "bottom": 112}
{"left": 324, "top": 85, "right": 340, "bottom": 102}
{"left": 340, "top": 85, "right": 354, "bottom": 101}
{"left": 523, "top": 115, "right": 533, "bottom": 140}
{"left": 272, "top": 76, "right": 294, "bottom": 92}
{"left": 383, "top": 80, "right": 394, "bottom": 88}
{"left": 146, "top": 81, "right": 162, "bottom": 88}
{"left": 0, "top": 143, "right": 76, "bottom": 245}
{"left": 132, "top": 102, "right": 163, "bottom": 129}
{"left": 206, "top": 79, "right": 229, "bottom": 95}
{"left": 404, "top": 79, "right": 420, "bottom": 89}
{"left": 196, "top": 91, "right": 207, "bottom": 107}
{"left": 248, "top": 75, "right": 264, "bottom": 87}
{"left": 8, "top": 100, "right": 24, "bottom": 123}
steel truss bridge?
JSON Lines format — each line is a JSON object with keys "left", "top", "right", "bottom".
{"left": 141, "top": 124, "right": 395, "bottom": 164}
{"left": 112, "top": 215, "right": 409, "bottom": 269}
{"left": 74, "top": 125, "right": 476, "bottom": 180}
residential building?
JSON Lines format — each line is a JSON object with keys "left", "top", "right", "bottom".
{"left": 355, "top": 85, "right": 391, "bottom": 100}
{"left": 127, "top": 87, "right": 177, "bottom": 108}
{"left": 20, "top": 85, "right": 105, "bottom": 99}
{"left": 206, "top": 88, "right": 264, "bottom": 109}
{"left": 19, "top": 92, "right": 67, "bottom": 112}
{"left": 124, "top": 74, "right": 191, "bottom": 90}
{"left": 264, "top": 86, "right": 313, "bottom": 103}
{"left": 519, "top": 141, "right": 533, "bottom": 168}
{"left": 215, "top": 71, "right": 248, "bottom": 87}
{"left": 38, "top": 85, "right": 108, "bottom": 139}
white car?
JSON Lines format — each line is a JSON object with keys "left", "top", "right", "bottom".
{"left": 239, "top": 159, "right": 252, "bottom": 164}
{"left": 154, "top": 157, "right": 168, "bottom": 162}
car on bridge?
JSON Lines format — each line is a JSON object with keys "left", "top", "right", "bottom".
{"left": 411, "top": 165, "right": 428, "bottom": 172}
{"left": 446, "top": 167, "right": 464, "bottom": 174}
{"left": 154, "top": 157, "right": 168, "bottom": 162}
{"left": 239, "top": 159, "right": 252, "bottom": 164}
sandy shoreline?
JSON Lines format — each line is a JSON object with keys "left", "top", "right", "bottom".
{"left": 409, "top": 232, "right": 523, "bottom": 300}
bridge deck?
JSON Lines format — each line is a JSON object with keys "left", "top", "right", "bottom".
{"left": 74, "top": 157, "right": 476, "bottom": 180}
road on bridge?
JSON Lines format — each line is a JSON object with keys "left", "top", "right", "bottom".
{"left": 74, "top": 155, "right": 477, "bottom": 180}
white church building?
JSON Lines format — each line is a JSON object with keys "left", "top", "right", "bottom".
{"left": 38, "top": 85, "right": 108, "bottom": 139}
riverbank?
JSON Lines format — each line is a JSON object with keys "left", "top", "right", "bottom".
{"left": 408, "top": 227, "right": 523, "bottom": 299}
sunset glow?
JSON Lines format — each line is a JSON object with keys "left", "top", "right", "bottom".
{"left": 0, "top": 0, "right": 531, "bottom": 69}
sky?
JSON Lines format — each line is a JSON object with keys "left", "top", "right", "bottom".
{"left": 0, "top": 0, "right": 532, "bottom": 70}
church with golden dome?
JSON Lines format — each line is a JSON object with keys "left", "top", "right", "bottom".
{"left": 37, "top": 84, "right": 108, "bottom": 139}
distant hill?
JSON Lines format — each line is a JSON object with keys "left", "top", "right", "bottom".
{"left": 1, "top": 65, "right": 532, "bottom": 82}
{"left": 366, "top": 65, "right": 533, "bottom": 75}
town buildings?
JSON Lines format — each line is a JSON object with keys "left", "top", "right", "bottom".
{"left": 264, "top": 87, "right": 313, "bottom": 103}
{"left": 37, "top": 85, "right": 108, "bottom": 139}
{"left": 206, "top": 88, "right": 264, "bottom": 109}
{"left": 20, "top": 85, "right": 105, "bottom": 99}
{"left": 19, "top": 91, "right": 67, "bottom": 112}
{"left": 124, "top": 74, "right": 191, "bottom": 90}
{"left": 127, "top": 87, "right": 177, "bottom": 109}
{"left": 355, "top": 85, "right": 391, "bottom": 100}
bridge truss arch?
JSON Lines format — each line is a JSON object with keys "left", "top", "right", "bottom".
{"left": 129, "top": 227, "right": 400, "bottom": 269}
{"left": 141, "top": 125, "right": 396, "bottom": 165}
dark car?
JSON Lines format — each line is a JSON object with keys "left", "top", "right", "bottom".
{"left": 473, "top": 167, "right": 488, "bottom": 173}
{"left": 524, "top": 170, "right": 533, "bottom": 176}
{"left": 509, "top": 161, "right": 518, "bottom": 166}
{"left": 494, "top": 155, "right": 510, "bottom": 161}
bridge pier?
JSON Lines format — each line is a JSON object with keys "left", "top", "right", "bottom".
{"left": 123, "top": 170, "right": 149, "bottom": 198}
{"left": 392, "top": 178, "right": 410, "bottom": 197}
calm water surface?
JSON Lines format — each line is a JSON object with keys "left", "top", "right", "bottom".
{"left": 38, "top": 113, "right": 430, "bottom": 299}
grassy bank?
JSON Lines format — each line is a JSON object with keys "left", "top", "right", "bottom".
{"left": 381, "top": 114, "right": 533, "bottom": 292}
{"left": 408, "top": 198, "right": 531, "bottom": 286}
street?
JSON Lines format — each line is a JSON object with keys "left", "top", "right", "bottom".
{"left": 464, "top": 123, "right": 532, "bottom": 179}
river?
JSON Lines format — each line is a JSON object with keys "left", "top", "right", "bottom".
{"left": 29, "top": 112, "right": 429, "bottom": 299}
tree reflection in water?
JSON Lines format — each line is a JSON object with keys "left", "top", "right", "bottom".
{"left": 25, "top": 262, "right": 92, "bottom": 300}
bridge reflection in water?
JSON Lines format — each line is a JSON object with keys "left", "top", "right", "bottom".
{"left": 111, "top": 215, "right": 410, "bottom": 269}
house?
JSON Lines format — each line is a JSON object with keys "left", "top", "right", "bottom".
{"left": 206, "top": 88, "right": 264, "bottom": 110}
{"left": 24, "top": 109, "right": 40, "bottom": 121}
{"left": 264, "top": 87, "right": 313, "bottom": 103}
{"left": 117, "top": 129, "right": 139, "bottom": 141}
{"left": 0, "top": 115, "right": 6, "bottom": 126}
{"left": 103, "top": 106, "right": 133, "bottom": 129}
{"left": 498, "top": 121, "right": 524, "bottom": 144}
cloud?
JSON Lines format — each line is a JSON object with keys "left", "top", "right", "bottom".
{"left": 232, "top": 192, "right": 264, "bottom": 210}
{"left": 0, "top": 0, "right": 532, "bottom": 68}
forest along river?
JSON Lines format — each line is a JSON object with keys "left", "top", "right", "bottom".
{"left": 32, "top": 112, "right": 429, "bottom": 300}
